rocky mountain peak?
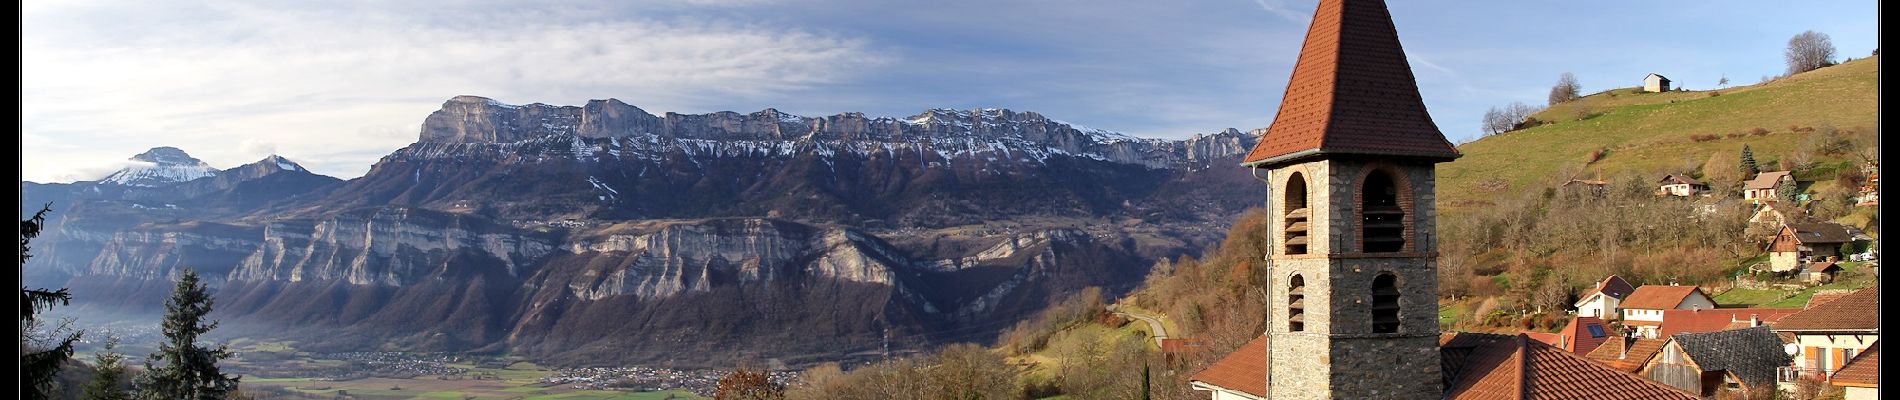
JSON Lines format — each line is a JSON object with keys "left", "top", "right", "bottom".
{"left": 130, "top": 146, "right": 208, "bottom": 166}
{"left": 256, "top": 155, "right": 307, "bottom": 172}
{"left": 102, "top": 147, "right": 219, "bottom": 186}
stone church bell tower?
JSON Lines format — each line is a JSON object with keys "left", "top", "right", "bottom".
{"left": 1239, "top": 0, "right": 1461, "bottom": 398}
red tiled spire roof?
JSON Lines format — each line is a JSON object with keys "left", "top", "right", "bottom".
{"left": 1241, "top": 0, "right": 1460, "bottom": 167}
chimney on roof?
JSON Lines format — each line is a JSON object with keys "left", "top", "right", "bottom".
{"left": 1619, "top": 329, "right": 1636, "bottom": 359}
{"left": 1750, "top": 314, "right": 1761, "bottom": 327}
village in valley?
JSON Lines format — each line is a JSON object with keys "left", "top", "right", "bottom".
{"left": 1134, "top": 0, "right": 1880, "bottom": 399}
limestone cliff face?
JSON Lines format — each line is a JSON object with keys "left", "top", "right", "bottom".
{"left": 559, "top": 219, "right": 905, "bottom": 300}
{"left": 226, "top": 208, "right": 556, "bottom": 286}
{"left": 87, "top": 222, "right": 263, "bottom": 283}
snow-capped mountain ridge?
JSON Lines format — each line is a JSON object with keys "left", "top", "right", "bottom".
{"left": 413, "top": 96, "right": 1255, "bottom": 170}
{"left": 101, "top": 147, "right": 220, "bottom": 186}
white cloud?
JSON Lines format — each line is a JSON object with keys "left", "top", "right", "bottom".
{"left": 21, "top": 1, "right": 888, "bottom": 182}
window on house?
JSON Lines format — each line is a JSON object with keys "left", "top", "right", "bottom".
{"left": 1371, "top": 273, "right": 1399, "bottom": 333}
{"left": 1587, "top": 325, "right": 1606, "bottom": 338}
{"left": 1284, "top": 172, "right": 1310, "bottom": 255}
{"left": 1289, "top": 274, "right": 1306, "bottom": 332}
{"left": 1362, "top": 171, "right": 1404, "bottom": 252}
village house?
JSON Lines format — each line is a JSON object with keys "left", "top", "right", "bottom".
{"left": 1855, "top": 163, "right": 1878, "bottom": 206}
{"left": 1640, "top": 326, "right": 1792, "bottom": 397}
{"left": 1619, "top": 285, "right": 1717, "bottom": 339}
{"left": 1656, "top": 307, "right": 1799, "bottom": 338}
{"left": 1804, "top": 261, "right": 1844, "bottom": 284}
{"left": 1766, "top": 223, "right": 1855, "bottom": 272}
{"left": 1748, "top": 201, "right": 1812, "bottom": 226}
{"left": 1829, "top": 342, "right": 1879, "bottom": 400}
{"left": 1773, "top": 287, "right": 1878, "bottom": 388}
{"left": 1643, "top": 73, "right": 1673, "bottom": 92}
{"left": 1656, "top": 174, "right": 1708, "bottom": 197}
{"left": 1574, "top": 275, "right": 1635, "bottom": 319}
{"left": 1557, "top": 316, "right": 1612, "bottom": 354}
{"left": 1743, "top": 171, "right": 1795, "bottom": 201}
{"left": 1522, "top": 316, "right": 1611, "bottom": 355}
{"left": 1588, "top": 334, "right": 1670, "bottom": 373}
{"left": 1193, "top": 333, "right": 1698, "bottom": 400}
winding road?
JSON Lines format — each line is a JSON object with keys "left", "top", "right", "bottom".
{"left": 1107, "top": 303, "right": 1170, "bottom": 347}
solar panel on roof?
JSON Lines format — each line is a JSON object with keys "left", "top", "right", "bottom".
{"left": 1587, "top": 325, "right": 1606, "bottom": 338}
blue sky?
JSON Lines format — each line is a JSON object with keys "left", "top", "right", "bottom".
{"left": 21, "top": 0, "right": 1878, "bottom": 181}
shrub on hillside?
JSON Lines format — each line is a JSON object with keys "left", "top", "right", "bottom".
{"left": 1584, "top": 148, "right": 1609, "bottom": 164}
{"left": 1689, "top": 134, "right": 1721, "bottom": 142}
{"left": 1751, "top": 127, "right": 1772, "bottom": 136}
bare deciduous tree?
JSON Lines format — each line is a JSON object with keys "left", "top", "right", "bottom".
{"left": 1548, "top": 73, "right": 1581, "bottom": 105}
{"left": 1482, "top": 106, "right": 1507, "bottom": 135}
{"left": 1786, "top": 30, "right": 1837, "bottom": 75}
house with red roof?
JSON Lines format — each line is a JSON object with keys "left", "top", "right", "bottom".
{"left": 1618, "top": 285, "right": 1716, "bottom": 338}
{"left": 1804, "top": 261, "right": 1844, "bottom": 284}
{"left": 1574, "top": 275, "right": 1636, "bottom": 319}
{"left": 1830, "top": 342, "right": 1878, "bottom": 399}
{"left": 1191, "top": 333, "right": 1697, "bottom": 399}
{"left": 1773, "top": 287, "right": 1878, "bottom": 388}
{"left": 1655, "top": 308, "right": 1799, "bottom": 338}
{"left": 1189, "top": 336, "right": 1267, "bottom": 400}
{"left": 1524, "top": 316, "right": 1612, "bottom": 355}
{"left": 1588, "top": 334, "right": 1669, "bottom": 373}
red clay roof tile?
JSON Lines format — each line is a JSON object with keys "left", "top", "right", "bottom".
{"left": 1188, "top": 335, "right": 1267, "bottom": 396}
{"left": 1586, "top": 337, "right": 1668, "bottom": 373}
{"left": 1776, "top": 287, "right": 1878, "bottom": 331}
{"left": 1830, "top": 341, "right": 1879, "bottom": 386}
{"left": 1618, "top": 285, "right": 1710, "bottom": 311}
{"left": 1241, "top": 0, "right": 1459, "bottom": 166}
{"left": 1656, "top": 308, "right": 1800, "bottom": 337}
{"left": 1447, "top": 333, "right": 1697, "bottom": 399}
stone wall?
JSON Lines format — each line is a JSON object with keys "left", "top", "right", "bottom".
{"left": 1260, "top": 158, "right": 1445, "bottom": 399}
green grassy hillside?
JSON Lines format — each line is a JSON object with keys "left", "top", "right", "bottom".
{"left": 1440, "top": 56, "right": 1878, "bottom": 213}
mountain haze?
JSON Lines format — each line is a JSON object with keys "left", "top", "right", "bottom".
{"left": 22, "top": 97, "right": 1265, "bottom": 367}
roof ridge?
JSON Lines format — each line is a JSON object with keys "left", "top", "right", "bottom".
{"left": 1514, "top": 334, "right": 1530, "bottom": 400}
{"left": 1541, "top": 337, "right": 1702, "bottom": 397}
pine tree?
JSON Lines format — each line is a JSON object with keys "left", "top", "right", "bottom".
{"left": 22, "top": 204, "right": 82, "bottom": 400}
{"left": 1739, "top": 145, "right": 1760, "bottom": 177}
{"left": 1778, "top": 178, "right": 1800, "bottom": 205}
{"left": 137, "top": 268, "right": 240, "bottom": 400}
{"left": 83, "top": 335, "right": 132, "bottom": 400}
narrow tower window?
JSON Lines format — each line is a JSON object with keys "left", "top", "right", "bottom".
{"left": 1284, "top": 172, "right": 1310, "bottom": 255}
{"left": 1288, "top": 274, "right": 1306, "bottom": 332}
{"left": 1361, "top": 171, "right": 1405, "bottom": 252}
{"left": 1371, "top": 273, "right": 1400, "bottom": 333}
